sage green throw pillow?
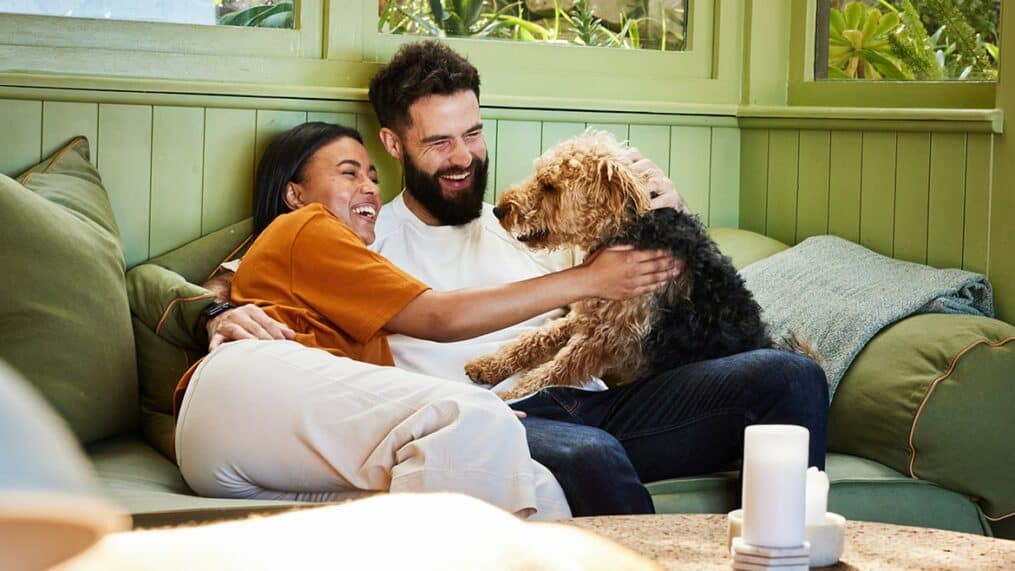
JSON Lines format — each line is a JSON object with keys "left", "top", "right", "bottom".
{"left": 0, "top": 137, "right": 138, "bottom": 444}
{"left": 829, "top": 313, "right": 1015, "bottom": 524}
{"left": 126, "top": 219, "right": 253, "bottom": 460}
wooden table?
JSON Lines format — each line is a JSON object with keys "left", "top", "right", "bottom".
{"left": 567, "top": 514, "right": 1015, "bottom": 570}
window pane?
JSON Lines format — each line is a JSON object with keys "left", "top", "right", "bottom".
{"left": 379, "top": 0, "right": 688, "bottom": 51}
{"left": 816, "top": 0, "right": 999, "bottom": 81}
{"left": 0, "top": 0, "right": 294, "bottom": 29}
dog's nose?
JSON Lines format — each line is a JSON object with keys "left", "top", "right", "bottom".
{"left": 492, "top": 206, "right": 505, "bottom": 220}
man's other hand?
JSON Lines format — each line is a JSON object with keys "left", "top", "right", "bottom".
{"left": 626, "top": 147, "right": 689, "bottom": 213}
{"left": 208, "top": 304, "right": 295, "bottom": 351}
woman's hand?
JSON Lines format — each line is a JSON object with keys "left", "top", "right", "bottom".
{"left": 581, "top": 245, "right": 681, "bottom": 300}
{"left": 207, "top": 304, "right": 296, "bottom": 351}
{"left": 626, "top": 147, "right": 689, "bottom": 212}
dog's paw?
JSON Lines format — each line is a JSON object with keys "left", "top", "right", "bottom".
{"left": 464, "top": 355, "right": 512, "bottom": 385}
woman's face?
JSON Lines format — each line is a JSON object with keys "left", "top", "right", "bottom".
{"left": 285, "top": 137, "right": 381, "bottom": 244}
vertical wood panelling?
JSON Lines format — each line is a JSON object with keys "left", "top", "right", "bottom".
{"left": 587, "top": 123, "right": 629, "bottom": 142}
{"left": 859, "top": 132, "right": 897, "bottom": 256}
{"left": 740, "top": 129, "right": 769, "bottom": 234}
{"left": 97, "top": 104, "right": 153, "bottom": 267}
{"left": 827, "top": 131, "right": 862, "bottom": 242}
{"left": 494, "top": 120, "right": 542, "bottom": 195}
{"left": 927, "top": 133, "right": 967, "bottom": 269}
{"left": 795, "top": 130, "right": 830, "bottom": 241}
{"left": 202, "top": 108, "right": 256, "bottom": 234}
{"left": 766, "top": 130, "right": 800, "bottom": 245}
{"left": 150, "top": 106, "right": 205, "bottom": 257}
{"left": 0, "top": 99, "right": 42, "bottom": 176}
{"left": 306, "top": 112, "right": 357, "bottom": 128}
{"left": 709, "top": 127, "right": 740, "bottom": 228}
{"left": 42, "top": 102, "right": 98, "bottom": 164}
{"left": 541, "top": 122, "right": 585, "bottom": 152}
{"left": 254, "top": 110, "right": 308, "bottom": 172}
{"left": 356, "top": 113, "right": 402, "bottom": 203}
{"left": 893, "top": 133, "right": 931, "bottom": 264}
{"left": 963, "top": 134, "right": 992, "bottom": 273}
{"left": 670, "top": 126, "right": 712, "bottom": 223}
{"left": 483, "top": 118, "right": 498, "bottom": 204}
{"left": 627, "top": 124, "right": 671, "bottom": 174}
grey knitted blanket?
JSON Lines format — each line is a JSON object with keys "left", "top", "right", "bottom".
{"left": 739, "top": 235, "right": 994, "bottom": 400}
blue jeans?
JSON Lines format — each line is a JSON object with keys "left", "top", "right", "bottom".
{"left": 513, "top": 349, "right": 829, "bottom": 516}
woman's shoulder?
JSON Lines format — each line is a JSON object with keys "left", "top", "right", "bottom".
{"left": 264, "top": 204, "right": 358, "bottom": 244}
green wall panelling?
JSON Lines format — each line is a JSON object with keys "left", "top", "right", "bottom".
{"left": 201, "top": 108, "right": 256, "bottom": 235}
{"left": 893, "top": 133, "right": 931, "bottom": 264}
{"left": 709, "top": 127, "right": 740, "bottom": 229}
{"left": 306, "top": 112, "right": 358, "bottom": 128}
{"left": 0, "top": 99, "right": 42, "bottom": 176}
{"left": 42, "top": 101, "right": 98, "bottom": 165}
{"left": 859, "top": 132, "right": 897, "bottom": 257}
{"left": 483, "top": 118, "right": 499, "bottom": 204}
{"left": 765, "top": 130, "right": 800, "bottom": 245}
{"left": 795, "top": 130, "right": 830, "bottom": 241}
{"left": 355, "top": 113, "right": 403, "bottom": 203}
{"left": 628, "top": 124, "right": 672, "bottom": 175}
{"left": 541, "top": 122, "right": 586, "bottom": 153}
{"left": 927, "top": 134, "right": 967, "bottom": 269}
{"left": 739, "top": 129, "right": 769, "bottom": 234}
{"left": 97, "top": 104, "right": 152, "bottom": 268}
{"left": 587, "top": 123, "right": 630, "bottom": 143}
{"left": 254, "top": 110, "right": 309, "bottom": 177}
{"left": 495, "top": 120, "right": 542, "bottom": 196}
{"left": 670, "top": 126, "right": 712, "bottom": 224}
{"left": 827, "top": 131, "right": 862, "bottom": 243}
{"left": 150, "top": 106, "right": 205, "bottom": 258}
{"left": 962, "top": 135, "right": 992, "bottom": 274}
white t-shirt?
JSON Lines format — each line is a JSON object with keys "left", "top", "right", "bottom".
{"left": 370, "top": 192, "right": 607, "bottom": 398}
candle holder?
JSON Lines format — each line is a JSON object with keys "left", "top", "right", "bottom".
{"left": 727, "top": 508, "right": 846, "bottom": 568}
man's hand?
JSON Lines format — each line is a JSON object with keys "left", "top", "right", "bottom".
{"left": 207, "top": 304, "right": 296, "bottom": 351}
{"left": 626, "top": 147, "right": 689, "bottom": 213}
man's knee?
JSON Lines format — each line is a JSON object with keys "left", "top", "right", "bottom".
{"left": 746, "top": 350, "right": 827, "bottom": 403}
{"left": 554, "top": 430, "right": 631, "bottom": 475}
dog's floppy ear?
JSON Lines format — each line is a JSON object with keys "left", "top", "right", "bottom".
{"left": 596, "top": 151, "right": 652, "bottom": 216}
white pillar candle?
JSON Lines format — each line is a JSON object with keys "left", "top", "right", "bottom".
{"left": 741, "top": 425, "right": 809, "bottom": 548}
{"left": 805, "top": 467, "right": 830, "bottom": 525}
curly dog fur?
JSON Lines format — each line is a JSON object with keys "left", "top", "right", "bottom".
{"left": 464, "top": 131, "right": 810, "bottom": 400}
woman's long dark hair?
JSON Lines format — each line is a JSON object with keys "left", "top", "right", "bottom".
{"left": 253, "top": 121, "right": 364, "bottom": 236}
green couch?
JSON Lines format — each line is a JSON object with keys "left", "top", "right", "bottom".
{"left": 4, "top": 138, "right": 1013, "bottom": 536}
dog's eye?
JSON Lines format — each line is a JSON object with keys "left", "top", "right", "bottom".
{"left": 542, "top": 183, "right": 556, "bottom": 194}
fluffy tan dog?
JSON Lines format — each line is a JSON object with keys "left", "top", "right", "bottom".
{"left": 465, "top": 131, "right": 803, "bottom": 400}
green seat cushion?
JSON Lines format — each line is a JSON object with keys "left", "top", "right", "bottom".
{"left": 829, "top": 314, "right": 1015, "bottom": 524}
{"left": 647, "top": 453, "right": 988, "bottom": 535}
{"left": 0, "top": 137, "right": 137, "bottom": 444}
{"left": 125, "top": 219, "right": 253, "bottom": 461}
{"left": 707, "top": 227, "right": 789, "bottom": 270}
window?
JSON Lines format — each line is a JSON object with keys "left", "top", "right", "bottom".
{"left": 0, "top": 0, "right": 294, "bottom": 28}
{"left": 816, "top": 0, "right": 998, "bottom": 81}
{"left": 379, "top": 0, "right": 688, "bottom": 51}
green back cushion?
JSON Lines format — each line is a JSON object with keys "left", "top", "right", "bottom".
{"left": 0, "top": 137, "right": 137, "bottom": 444}
{"left": 126, "top": 219, "right": 253, "bottom": 460}
{"left": 829, "top": 314, "right": 1015, "bottom": 522}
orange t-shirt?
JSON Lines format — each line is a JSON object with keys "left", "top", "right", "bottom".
{"left": 173, "top": 203, "right": 429, "bottom": 413}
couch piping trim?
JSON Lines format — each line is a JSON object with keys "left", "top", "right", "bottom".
{"left": 156, "top": 293, "right": 215, "bottom": 335}
{"left": 984, "top": 510, "right": 1015, "bottom": 522}
{"left": 17, "top": 136, "right": 88, "bottom": 186}
{"left": 204, "top": 234, "right": 254, "bottom": 283}
{"left": 906, "top": 335, "right": 1015, "bottom": 485}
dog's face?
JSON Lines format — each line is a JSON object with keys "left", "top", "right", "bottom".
{"left": 494, "top": 131, "right": 652, "bottom": 251}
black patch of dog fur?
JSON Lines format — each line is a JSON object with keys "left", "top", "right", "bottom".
{"left": 601, "top": 208, "right": 772, "bottom": 374}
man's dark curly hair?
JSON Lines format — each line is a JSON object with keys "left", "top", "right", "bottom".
{"left": 369, "top": 40, "right": 481, "bottom": 133}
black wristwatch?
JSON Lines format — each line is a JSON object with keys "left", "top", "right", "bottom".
{"left": 195, "top": 301, "right": 235, "bottom": 343}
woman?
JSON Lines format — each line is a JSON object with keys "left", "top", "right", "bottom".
{"left": 174, "top": 123, "right": 675, "bottom": 520}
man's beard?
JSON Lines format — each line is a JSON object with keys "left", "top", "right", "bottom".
{"left": 403, "top": 152, "right": 489, "bottom": 226}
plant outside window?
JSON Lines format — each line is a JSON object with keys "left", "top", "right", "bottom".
{"left": 378, "top": 0, "right": 688, "bottom": 51}
{"left": 0, "top": 0, "right": 294, "bottom": 29}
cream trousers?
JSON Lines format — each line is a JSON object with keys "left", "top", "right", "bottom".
{"left": 174, "top": 340, "right": 571, "bottom": 520}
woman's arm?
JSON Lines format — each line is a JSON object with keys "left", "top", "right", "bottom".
{"left": 385, "top": 247, "right": 678, "bottom": 342}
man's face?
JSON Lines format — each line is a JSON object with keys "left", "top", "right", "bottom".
{"left": 399, "top": 90, "right": 489, "bottom": 225}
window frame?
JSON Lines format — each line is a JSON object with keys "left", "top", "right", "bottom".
{"left": 788, "top": 0, "right": 996, "bottom": 109}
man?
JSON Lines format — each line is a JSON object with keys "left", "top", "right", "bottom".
{"left": 207, "top": 41, "right": 828, "bottom": 516}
